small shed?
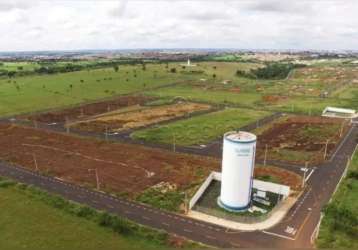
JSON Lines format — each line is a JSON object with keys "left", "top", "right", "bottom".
{"left": 322, "top": 106, "right": 357, "bottom": 119}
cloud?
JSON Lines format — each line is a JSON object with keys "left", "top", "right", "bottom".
{"left": 0, "top": 0, "right": 357, "bottom": 51}
{"left": 108, "top": 0, "right": 129, "bottom": 18}
{"left": 0, "top": 0, "right": 34, "bottom": 12}
{"left": 244, "top": 0, "right": 312, "bottom": 14}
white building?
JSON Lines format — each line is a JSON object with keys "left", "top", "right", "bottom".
{"left": 218, "top": 131, "right": 256, "bottom": 211}
{"left": 322, "top": 106, "right": 357, "bottom": 119}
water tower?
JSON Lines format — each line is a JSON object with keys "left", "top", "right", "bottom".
{"left": 218, "top": 131, "right": 256, "bottom": 211}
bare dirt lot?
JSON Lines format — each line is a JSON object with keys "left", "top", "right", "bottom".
{"left": 24, "top": 95, "right": 153, "bottom": 123}
{"left": 70, "top": 102, "right": 211, "bottom": 133}
{"left": 255, "top": 166, "right": 302, "bottom": 191}
{"left": 255, "top": 115, "right": 351, "bottom": 164}
{"left": 0, "top": 124, "right": 218, "bottom": 196}
{"left": 0, "top": 124, "right": 303, "bottom": 199}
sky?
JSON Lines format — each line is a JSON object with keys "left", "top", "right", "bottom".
{"left": 1, "top": 0, "right": 358, "bottom": 52}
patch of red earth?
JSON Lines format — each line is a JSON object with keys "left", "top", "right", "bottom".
{"left": 262, "top": 95, "right": 287, "bottom": 104}
{"left": 0, "top": 124, "right": 219, "bottom": 197}
{"left": 230, "top": 87, "right": 241, "bottom": 93}
{"left": 256, "top": 116, "right": 350, "bottom": 164}
{"left": 254, "top": 166, "right": 302, "bottom": 191}
{"left": 23, "top": 95, "right": 154, "bottom": 123}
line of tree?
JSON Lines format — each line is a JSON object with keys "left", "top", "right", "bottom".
{"left": 236, "top": 63, "right": 306, "bottom": 80}
{"left": 0, "top": 59, "right": 150, "bottom": 78}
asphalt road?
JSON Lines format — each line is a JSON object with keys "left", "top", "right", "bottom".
{"left": 0, "top": 123, "right": 356, "bottom": 248}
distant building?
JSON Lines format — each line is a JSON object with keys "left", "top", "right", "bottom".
{"left": 322, "top": 106, "right": 357, "bottom": 119}
{"left": 181, "top": 59, "right": 196, "bottom": 67}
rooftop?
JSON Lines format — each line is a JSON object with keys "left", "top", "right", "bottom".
{"left": 225, "top": 131, "right": 256, "bottom": 143}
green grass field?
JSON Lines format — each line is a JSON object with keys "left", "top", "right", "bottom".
{"left": 0, "top": 185, "right": 167, "bottom": 250}
{"left": 144, "top": 85, "right": 263, "bottom": 107}
{"left": 0, "top": 61, "right": 263, "bottom": 117}
{"left": 266, "top": 96, "right": 355, "bottom": 115}
{"left": 132, "top": 108, "right": 271, "bottom": 146}
{"left": 0, "top": 61, "right": 41, "bottom": 72}
{"left": 0, "top": 64, "right": 194, "bottom": 116}
{"left": 317, "top": 151, "right": 358, "bottom": 248}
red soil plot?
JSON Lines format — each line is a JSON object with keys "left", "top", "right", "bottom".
{"left": 23, "top": 95, "right": 154, "bottom": 123}
{"left": 255, "top": 116, "right": 350, "bottom": 165}
{"left": 0, "top": 124, "right": 219, "bottom": 197}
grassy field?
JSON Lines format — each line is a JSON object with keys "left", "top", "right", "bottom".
{"left": 0, "top": 61, "right": 263, "bottom": 117}
{"left": 0, "top": 61, "right": 40, "bottom": 72}
{"left": 0, "top": 184, "right": 167, "bottom": 250}
{"left": 317, "top": 151, "right": 358, "bottom": 248}
{"left": 132, "top": 108, "right": 271, "bottom": 146}
{"left": 266, "top": 95, "right": 354, "bottom": 115}
{"left": 0, "top": 64, "right": 194, "bottom": 116}
{"left": 144, "top": 85, "right": 263, "bottom": 107}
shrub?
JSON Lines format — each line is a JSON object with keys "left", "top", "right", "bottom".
{"left": 0, "top": 180, "right": 16, "bottom": 188}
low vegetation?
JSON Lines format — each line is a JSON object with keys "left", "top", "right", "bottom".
{"left": 237, "top": 63, "right": 305, "bottom": 80}
{"left": 0, "top": 177, "right": 180, "bottom": 250}
{"left": 0, "top": 178, "right": 173, "bottom": 249}
{"left": 136, "top": 188, "right": 185, "bottom": 212}
{"left": 317, "top": 151, "right": 358, "bottom": 248}
{"left": 132, "top": 108, "right": 271, "bottom": 146}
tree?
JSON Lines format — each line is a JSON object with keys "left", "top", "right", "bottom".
{"left": 7, "top": 71, "right": 16, "bottom": 78}
{"left": 113, "top": 65, "right": 119, "bottom": 72}
{"left": 170, "top": 68, "right": 177, "bottom": 73}
{"left": 212, "top": 73, "right": 216, "bottom": 79}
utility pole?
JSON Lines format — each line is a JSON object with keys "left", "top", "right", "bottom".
{"left": 34, "top": 120, "right": 38, "bottom": 129}
{"left": 302, "top": 162, "right": 308, "bottom": 188}
{"left": 33, "top": 153, "right": 38, "bottom": 171}
{"left": 105, "top": 126, "right": 109, "bottom": 141}
{"left": 264, "top": 144, "right": 268, "bottom": 166}
{"left": 324, "top": 139, "right": 329, "bottom": 160}
{"left": 173, "top": 133, "right": 176, "bottom": 152}
{"left": 88, "top": 168, "right": 100, "bottom": 190}
{"left": 340, "top": 121, "right": 345, "bottom": 138}
{"left": 65, "top": 116, "right": 70, "bottom": 134}
{"left": 183, "top": 191, "right": 188, "bottom": 214}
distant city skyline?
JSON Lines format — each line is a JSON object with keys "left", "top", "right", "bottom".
{"left": 1, "top": 0, "right": 358, "bottom": 52}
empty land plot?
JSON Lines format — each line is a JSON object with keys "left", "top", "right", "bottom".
{"left": 0, "top": 185, "right": 166, "bottom": 250}
{"left": 0, "top": 64, "right": 193, "bottom": 117}
{"left": 255, "top": 66, "right": 358, "bottom": 98}
{"left": 0, "top": 124, "right": 219, "bottom": 197}
{"left": 144, "top": 85, "right": 263, "bottom": 107}
{"left": 132, "top": 108, "right": 271, "bottom": 146}
{"left": 23, "top": 95, "right": 153, "bottom": 123}
{"left": 70, "top": 102, "right": 211, "bottom": 133}
{"left": 265, "top": 95, "right": 354, "bottom": 115}
{"left": 254, "top": 115, "right": 350, "bottom": 165}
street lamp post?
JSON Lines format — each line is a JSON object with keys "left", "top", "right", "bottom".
{"left": 173, "top": 133, "right": 176, "bottom": 152}
{"left": 33, "top": 153, "right": 38, "bottom": 171}
{"left": 264, "top": 144, "right": 268, "bottom": 166}
{"left": 302, "top": 162, "right": 308, "bottom": 188}
{"left": 88, "top": 168, "right": 100, "bottom": 190}
{"left": 324, "top": 139, "right": 330, "bottom": 160}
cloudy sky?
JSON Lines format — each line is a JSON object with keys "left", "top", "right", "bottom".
{"left": 1, "top": 0, "right": 358, "bottom": 51}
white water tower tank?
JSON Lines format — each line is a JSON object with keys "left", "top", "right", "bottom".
{"left": 218, "top": 131, "right": 256, "bottom": 211}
